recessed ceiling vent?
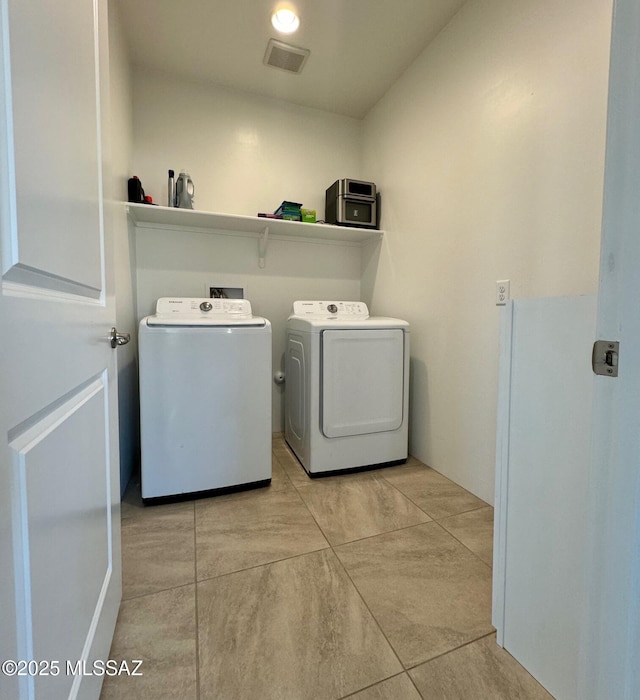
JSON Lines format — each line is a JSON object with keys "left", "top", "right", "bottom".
{"left": 263, "top": 38, "right": 310, "bottom": 74}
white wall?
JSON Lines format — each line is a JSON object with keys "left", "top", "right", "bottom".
{"left": 132, "top": 67, "right": 362, "bottom": 215}
{"left": 362, "top": 0, "right": 612, "bottom": 502}
{"left": 108, "top": 0, "right": 137, "bottom": 494}
{"left": 131, "top": 70, "right": 364, "bottom": 430}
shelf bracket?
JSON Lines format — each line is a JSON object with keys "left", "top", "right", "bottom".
{"left": 258, "top": 226, "right": 269, "bottom": 268}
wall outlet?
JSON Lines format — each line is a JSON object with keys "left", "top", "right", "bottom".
{"left": 496, "top": 279, "right": 510, "bottom": 305}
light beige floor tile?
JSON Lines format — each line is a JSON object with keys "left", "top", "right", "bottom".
{"left": 296, "top": 476, "right": 431, "bottom": 545}
{"left": 100, "top": 585, "right": 197, "bottom": 700}
{"left": 335, "top": 522, "right": 493, "bottom": 668}
{"left": 439, "top": 506, "right": 494, "bottom": 566}
{"left": 269, "top": 456, "right": 295, "bottom": 492}
{"left": 121, "top": 499, "right": 195, "bottom": 600}
{"left": 272, "top": 437, "right": 288, "bottom": 451}
{"left": 272, "top": 441, "right": 312, "bottom": 487}
{"left": 409, "top": 634, "right": 554, "bottom": 699}
{"left": 197, "top": 549, "right": 402, "bottom": 700}
{"left": 406, "top": 455, "right": 425, "bottom": 467}
{"left": 344, "top": 673, "right": 422, "bottom": 699}
{"left": 277, "top": 456, "right": 312, "bottom": 488}
{"left": 382, "top": 464, "right": 487, "bottom": 520}
{"left": 360, "top": 461, "right": 420, "bottom": 483}
{"left": 300, "top": 468, "right": 384, "bottom": 487}
{"left": 195, "top": 487, "right": 329, "bottom": 579}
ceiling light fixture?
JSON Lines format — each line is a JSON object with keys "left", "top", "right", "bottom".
{"left": 271, "top": 8, "right": 300, "bottom": 34}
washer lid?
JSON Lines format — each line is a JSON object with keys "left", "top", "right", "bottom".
{"left": 147, "top": 297, "right": 266, "bottom": 326}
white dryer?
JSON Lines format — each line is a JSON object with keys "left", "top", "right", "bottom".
{"left": 285, "top": 300, "right": 409, "bottom": 475}
{"left": 139, "top": 298, "right": 271, "bottom": 503}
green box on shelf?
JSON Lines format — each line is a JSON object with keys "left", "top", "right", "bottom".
{"left": 301, "top": 208, "right": 316, "bottom": 223}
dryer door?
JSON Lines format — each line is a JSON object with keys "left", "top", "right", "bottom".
{"left": 321, "top": 329, "right": 405, "bottom": 438}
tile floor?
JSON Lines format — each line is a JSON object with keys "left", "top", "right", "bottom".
{"left": 100, "top": 436, "right": 553, "bottom": 700}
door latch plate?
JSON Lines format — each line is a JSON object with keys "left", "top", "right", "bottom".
{"left": 592, "top": 340, "right": 619, "bottom": 377}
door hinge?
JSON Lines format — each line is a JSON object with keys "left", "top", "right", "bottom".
{"left": 592, "top": 340, "right": 619, "bottom": 377}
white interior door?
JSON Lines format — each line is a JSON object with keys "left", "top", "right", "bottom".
{"left": 580, "top": 0, "right": 640, "bottom": 696}
{"left": 494, "top": 1, "right": 640, "bottom": 698}
{"left": 0, "top": 1, "right": 122, "bottom": 699}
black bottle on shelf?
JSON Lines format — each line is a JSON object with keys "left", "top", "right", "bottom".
{"left": 128, "top": 175, "right": 145, "bottom": 203}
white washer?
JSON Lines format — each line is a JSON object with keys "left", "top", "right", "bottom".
{"left": 139, "top": 297, "right": 271, "bottom": 503}
{"left": 285, "top": 300, "right": 409, "bottom": 475}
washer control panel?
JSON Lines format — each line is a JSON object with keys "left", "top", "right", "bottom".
{"left": 155, "top": 297, "right": 252, "bottom": 318}
{"left": 292, "top": 301, "right": 369, "bottom": 319}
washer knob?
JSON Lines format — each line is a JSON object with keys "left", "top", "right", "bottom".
{"left": 200, "top": 301, "right": 213, "bottom": 312}
{"left": 327, "top": 303, "right": 338, "bottom": 314}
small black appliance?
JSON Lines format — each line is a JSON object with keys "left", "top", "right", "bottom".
{"left": 325, "top": 179, "right": 378, "bottom": 229}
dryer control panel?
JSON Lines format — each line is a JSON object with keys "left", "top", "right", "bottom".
{"left": 292, "top": 300, "right": 369, "bottom": 319}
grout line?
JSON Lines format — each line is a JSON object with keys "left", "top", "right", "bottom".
{"left": 121, "top": 580, "right": 197, "bottom": 604}
{"left": 271, "top": 451, "right": 296, "bottom": 490}
{"left": 336, "top": 670, "right": 410, "bottom": 699}
{"left": 403, "top": 630, "right": 497, "bottom": 671}
{"left": 330, "top": 544, "right": 406, "bottom": 673}
{"left": 379, "top": 471, "right": 490, "bottom": 524}
{"left": 401, "top": 458, "right": 492, "bottom": 498}
{"left": 406, "top": 671, "right": 425, "bottom": 699}
{"left": 375, "top": 470, "right": 436, "bottom": 518}
{"left": 330, "top": 520, "right": 436, "bottom": 548}
{"left": 434, "top": 503, "right": 493, "bottom": 522}
{"left": 287, "top": 472, "right": 329, "bottom": 531}
{"left": 430, "top": 520, "right": 493, "bottom": 571}
{"left": 194, "top": 544, "right": 331, "bottom": 586}
{"left": 275, "top": 459, "right": 315, "bottom": 491}
{"left": 193, "top": 500, "right": 201, "bottom": 700}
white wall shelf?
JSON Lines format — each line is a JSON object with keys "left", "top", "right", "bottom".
{"left": 126, "top": 203, "right": 383, "bottom": 268}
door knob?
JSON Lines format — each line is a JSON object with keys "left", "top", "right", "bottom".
{"left": 109, "top": 327, "right": 131, "bottom": 348}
